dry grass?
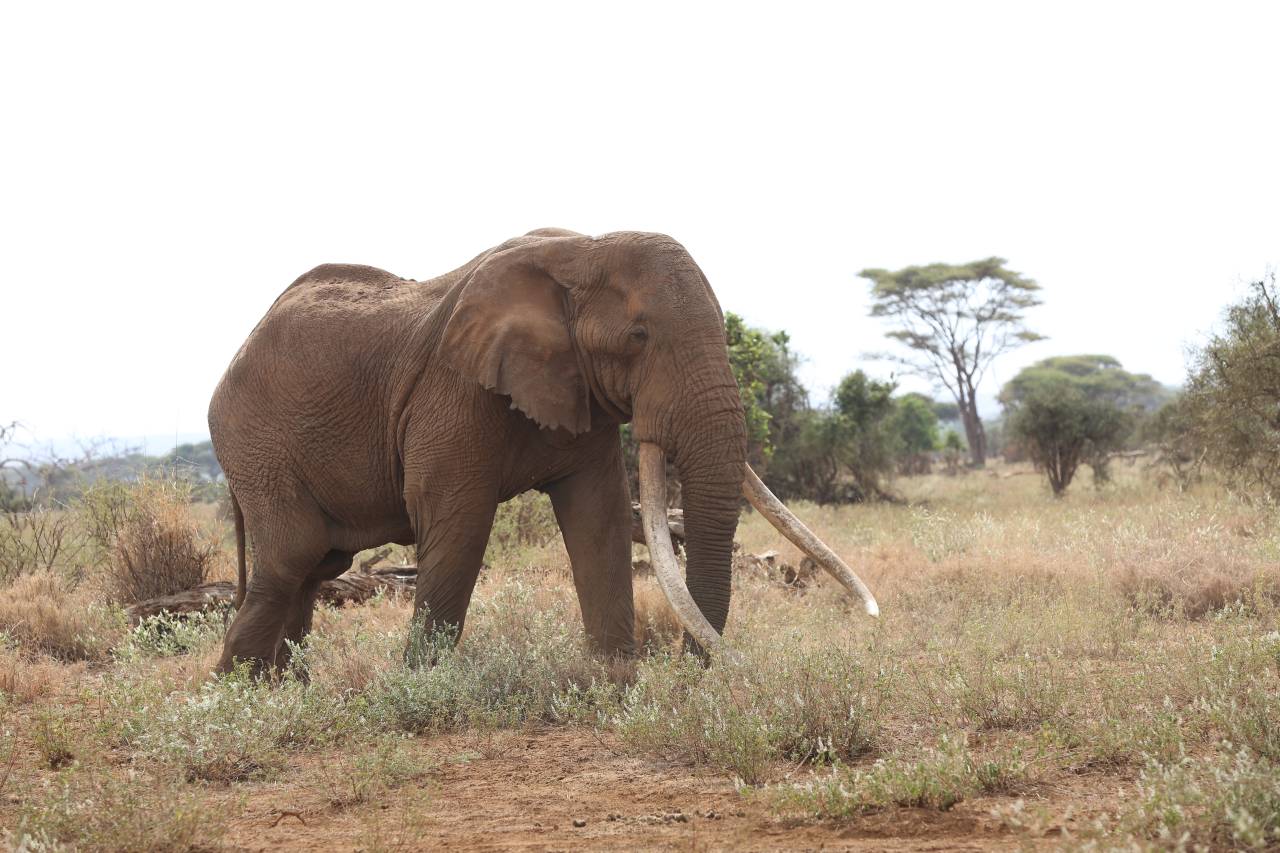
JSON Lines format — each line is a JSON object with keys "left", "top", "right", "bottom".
{"left": 98, "top": 485, "right": 218, "bottom": 604}
{"left": 2, "top": 460, "right": 1279, "bottom": 849}
{"left": 0, "top": 572, "right": 123, "bottom": 661}
{"left": 632, "top": 577, "right": 682, "bottom": 652}
{"left": 0, "top": 646, "right": 81, "bottom": 705}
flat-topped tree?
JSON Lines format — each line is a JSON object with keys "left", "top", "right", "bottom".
{"left": 860, "top": 257, "right": 1044, "bottom": 466}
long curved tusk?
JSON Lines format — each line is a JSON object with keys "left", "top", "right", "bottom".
{"left": 742, "top": 464, "right": 880, "bottom": 617}
{"left": 638, "top": 443, "right": 742, "bottom": 663}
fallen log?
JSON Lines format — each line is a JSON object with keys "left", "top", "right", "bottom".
{"left": 124, "top": 566, "right": 418, "bottom": 625}
{"left": 631, "top": 503, "right": 684, "bottom": 547}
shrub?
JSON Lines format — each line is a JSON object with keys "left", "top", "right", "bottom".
{"left": 1181, "top": 275, "right": 1280, "bottom": 499}
{"left": 484, "top": 491, "right": 560, "bottom": 566}
{"left": 112, "top": 665, "right": 350, "bottom": 782}
{"left": 0, "top": 503, "right": 87, "bottom": 584}
{"left": 1005, "top": 380, "right": 1128, "bottom": 496}
{"left": 766, "top": 734, "right": 1028, "bottom": 817}
{"left": 114, "top": 609, "right": 228, "bottom": 661}
{"left": 7, "top": 766, "right": 224, "bottom": 852}
{"left": 370, "top": 583, "right": 617, "bottom": 734}
{"left": 79, "top": 474, "right": 217, "bottom": 603}
{"left": 1109, "top": 749, "right": 1280, "bottom": 850}
{"left": 0, "top": 573, "right": 124, "bottom": 661}
{"left": 615, "top": 641, "right": 886, "bottom": 783}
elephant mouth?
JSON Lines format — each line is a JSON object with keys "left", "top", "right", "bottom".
{"left": 636, "top": 442, "right": 879, "bottom": 661}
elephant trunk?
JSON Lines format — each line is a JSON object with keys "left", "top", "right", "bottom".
{"left": 636, "top": 377, "right": 880, "bottom": 660}
{"left": 637, "top": 377, "right": 747, "bottom": 658}
{"left": 637, "top": 443, "right": 739, "bottom": 661}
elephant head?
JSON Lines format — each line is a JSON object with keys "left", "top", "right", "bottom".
{"left": 442, "top": 230, "right": 877, "bottom": 656}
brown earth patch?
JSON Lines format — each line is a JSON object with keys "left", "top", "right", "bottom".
{"left": 204, "top": 728, "right": 1107, "bottom": 852}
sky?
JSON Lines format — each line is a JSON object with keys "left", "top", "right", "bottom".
{"left": 3, "top": 1, "right": 1277, "bottom": 455}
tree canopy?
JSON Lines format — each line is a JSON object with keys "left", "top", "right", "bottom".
{"left": 861, "top": 257, "right": 1043, "bottom": 466}
{"left": 1177, "top": 275, "right": 1280, "bottom": 498}
{"left": 1001, "top": 357, "right": 1137, "bottom": 495}
{"left": 999, "top": 355, "right": 1169, "bottom": 415}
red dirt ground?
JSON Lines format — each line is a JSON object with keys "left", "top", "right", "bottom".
{"left": 209, "top": 728, "right": 1109, "bottom": 852}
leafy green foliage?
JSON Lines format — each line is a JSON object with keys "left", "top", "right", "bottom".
{"left": 1005, "top": 377, "right": 1128, "bottom": 496}
{"left": 725, "top": 312, "right": 805, "bottom": 463}
{"left": 861, "top": 257, "right": 1043, "bottom": 466}
{"left": 889, "top": 394, "right": 940, "bottom": 474}
{"left": 1178, "top": 276, "right": 1280, "bottom": 499}
{"left": 1000, "top": 355, "right": 1170, "bottom": 449}
{"left": 1001, "top": 354, "right": 1170, "bottom": 487}
{"left": 767, "top": 371, "right": 899, "bottom": 503}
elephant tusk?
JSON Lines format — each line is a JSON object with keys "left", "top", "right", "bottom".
{"left": 742, "top": 464, "right": 880, "bottom": 617}
{"left": 638, "top": 443, "right": 742, "bottom": 664}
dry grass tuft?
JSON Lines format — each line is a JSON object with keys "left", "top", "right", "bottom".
{"left": 633, "top": 578, "right": 682, "bottom": 653}
{"left": 94, "top": 480, "right": 217, "bottom": 604}
{"left": 0, "top": 646, "right": 80, "bottom": 705}
{"left": 0, "top": 573, "right": 123, "bottom": 661}
{"left": 1114, "top": 564, "right": 1277, "bottom": 618}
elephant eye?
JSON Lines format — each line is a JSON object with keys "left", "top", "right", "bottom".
{"left": 629, "top": 326, "right": 649, "bottom": 342}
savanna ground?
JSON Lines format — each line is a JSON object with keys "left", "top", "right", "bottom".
{"left": 2, "top": 463, "right": 1280, "bottom": 851}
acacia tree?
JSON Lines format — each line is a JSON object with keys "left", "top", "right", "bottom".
{"left": 861, "top": 258, "right": 1043, "bottom": 466}
{"left": 1007, "top": 381, "right": 1127, "bottom": 496}
{"left": 1000, "top": 354, "right": 1170, "bottom": 479}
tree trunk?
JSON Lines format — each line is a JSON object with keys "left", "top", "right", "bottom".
{"left": 960, "top": 402, "right": 987, "bottom": 467}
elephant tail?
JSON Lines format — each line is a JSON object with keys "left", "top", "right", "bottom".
{"left": 230, "top": 489, "right": 247, "bottom": 610}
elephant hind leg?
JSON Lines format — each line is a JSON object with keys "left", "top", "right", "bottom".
{"left": 273, "top": 550, "right": 354, "bottom": 673}
{"left": 216, "top": 516, "right": 331, "bottom": 677}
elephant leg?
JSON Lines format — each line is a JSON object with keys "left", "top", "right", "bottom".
{"left": 408, "top": 497, "right": 498, "bottom": 658}
{"left": 217, "top": 513, "right": 329, "bottom": 677}
{"left": 273, "top": 578, "right": 320, "bottom": 673}
{"left": 273, "top": 549, "right": 356, "bottom": 672}
{"left": 545, "top": 441, "right": 635, "bottom": 658}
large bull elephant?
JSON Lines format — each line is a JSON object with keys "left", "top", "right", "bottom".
{"left": 210, "top": 228, "right": 877, "bottom": 674}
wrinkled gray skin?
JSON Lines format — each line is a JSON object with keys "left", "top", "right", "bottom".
{"left": 210, "top": 229, "right": 747, "bottom": 674}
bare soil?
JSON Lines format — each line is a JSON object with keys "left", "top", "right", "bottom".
{"left": 203, "top": 728, "right": 1108, "bottom": 852}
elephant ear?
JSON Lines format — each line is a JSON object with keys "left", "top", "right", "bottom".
{"left": 442, "top": 237, "right": 592, "bottom": 434}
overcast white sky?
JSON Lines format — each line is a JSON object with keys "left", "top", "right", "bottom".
{"left": 3, "top": 2, "right": 1277, "bottom": 454}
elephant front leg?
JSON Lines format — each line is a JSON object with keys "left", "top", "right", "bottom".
{"left": 545, "top": 444, "right": 636, "bottom": 658}
{"left": 408, "top": 497, "right": 498, "bottom": 661}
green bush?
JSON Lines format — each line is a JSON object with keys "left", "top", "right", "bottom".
{"left": 1006, "top": 380, "right": 1127, "bottom": 496}
{"left": 1180, "top": 275, "right": 1280, "bottom": 499}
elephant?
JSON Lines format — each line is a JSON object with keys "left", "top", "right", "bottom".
{"left": 209, "top": 228, "right": 877, "bottom": 675}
